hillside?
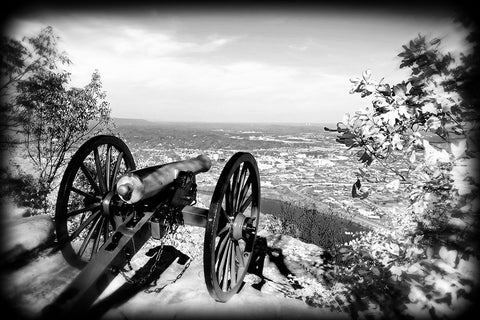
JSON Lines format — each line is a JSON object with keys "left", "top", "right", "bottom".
{"left": 0, "top": 193, "right": 348, "bottom": 320}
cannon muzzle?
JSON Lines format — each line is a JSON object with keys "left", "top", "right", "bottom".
{"left": 116, "top": 154, "right": 212, "bottom": 203}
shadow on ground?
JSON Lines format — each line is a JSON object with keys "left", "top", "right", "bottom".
{"left": 50, "top": 236, "right": 305, "bottom": 319}
{"left": 86, "top": 245, "right": 188, "bottom": 319}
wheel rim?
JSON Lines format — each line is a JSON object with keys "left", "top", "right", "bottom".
{"left": 55, "top": 135, "right": 135, "bottom": 268}
{"left": 204, "top": 152, "right": 260, "bottom": 302}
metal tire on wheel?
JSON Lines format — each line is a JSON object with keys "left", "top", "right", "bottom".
{"left": 55, "top": 135, "right": 135, "bottom": 268}
{"left": 203, "top": 152, "right": 261, "bottom": 302}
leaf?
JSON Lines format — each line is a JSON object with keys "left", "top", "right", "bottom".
{"left": 439, "top": 246, "right": 458, "bottom": 267}
{"left": 408, "top": 286, "right": 427, "bottom": 303}
{"left": 364, "top": 83, "right": 376, "bottom": 93}
{"left": 352, "top": 179, "right": 361, "bottom": 198}
{"left": 351, "top": 179, "right": 370, "bottom": 199}
{"left": 421, "top": 102, "right": 438, "bottom": 114}
{"left": 430, "top": 38, "right": 441, "bottom": 46}
{"left": 387, "top": 243, "right": 400, "bottom": 256}
{"left": 338, "top": 247, "right": 349, "bottom": 254}
{"left": 358, "top": 151, "right": 374, "bottom": 166}
{"left": 390, "top": 265, "right": 402, "bottom": 275}
{"left": 385, "top": 179, "right": 400, "bottom": 192}
{"left": 336, "top": 131, "right": 358, "bottom": 148}
{"left": 391, "top": 133, "right": 403, "bottom": 150}
{"left": 451, "top": 139, "right": 466, "bottom": 160}
{"left": 457, "top": 256, "right": 479, "bottom": 279}
{"left": 404, "top": 302, "right": 429, "bottom": 317}
{"left": 362, "top": 69, "right": 372, "bottom": 81}
{"left": 423, "top": 140, "right": 451, "bottom": 166}
{"left": 377, "top": 84, "right": 391, "bottom": 95}
{"left": 398, "top": 105, "right": 410, "bottom": 118}
{"left": 382, "top": 110, "right": 400, "bottom": 127}
{"left": 426, "top": 247, "right": 434, "bottom": 260}
{"left": 354, "top": 178, "right": 362, "bottom": 189}
{"left": 409, "top": 150, "right": 416, "bottom": 164}
{"left": 393, "top": 83, "right": 407, "bottom": 100}
{"left": 407, "top": 263, "right": 423, "bottom": 275}
{"left": 336, "top": 122, "right": 348, "bottom": 132}
{"left": 434, "top": 278, "right": 455, "bottom": 295}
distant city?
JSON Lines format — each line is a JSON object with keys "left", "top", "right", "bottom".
{"left": 110, "top": 118, "right": 408, "bottom": 231}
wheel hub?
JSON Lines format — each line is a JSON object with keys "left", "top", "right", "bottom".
{"left": 231, "top": 213, "right": 256, "bottom": 240}
{"left": 101, "top": 191, "right": 115, "bottom": 217}
{"left": 232, "top": 213, "right": 245, "bottom": 240}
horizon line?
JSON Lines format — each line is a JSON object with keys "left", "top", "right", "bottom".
{"left": 112, "top": 117, "right": 339, "bottom": 126}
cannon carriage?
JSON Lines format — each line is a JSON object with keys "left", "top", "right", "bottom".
{"left": 47, "top": 135, "right": 261, "bottom": 315}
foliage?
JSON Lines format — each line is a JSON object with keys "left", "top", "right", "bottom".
{"left": 334, "top": 34, "right": 479, "bottom": 240}
{"left": 315, "top": 25, "right": 480, "bottom": 319}
{"left": 1, "top": 26, "right": 112, "bottom": 208}
{"left": 338, "top": 231, "right": 478, "bottom": 319}
{"left": 0, "top": 164, "right": 51, "bottom": 215}
{"left": 265, "top": 229, "right": 478, "bottom": 319}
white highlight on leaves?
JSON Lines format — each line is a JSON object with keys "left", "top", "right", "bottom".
{"left": 450, "top": 139, "right": 466, "bottom": 160}
{"left": 423, "top": 140, "right": 451, "bottom": 166}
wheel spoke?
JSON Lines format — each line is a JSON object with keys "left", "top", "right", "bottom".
{"left": 80, "top": 163, "right": 101, "bottom": 195}
{"left": 69, "top": 210, "right": 101, "bottom": 241}
{"left": 238, "top": 194, "right": 253, "bottom": 214}
{"left": 218, "top": 209, "right": 229, "bottom": 231}
{"left": 235, "top": 242, "right": 245, "bottom": 268}
{"left": 215, "top": 234, "right": 229, "bottom": 271}
{"left": 94, "top": 147, "right": 106, "bottom": 193}
{"left": 231, "top": 167, "right": 240, "bottom": 213}
{"left": 70, "top": 186, "right": 100, "bottom": 202}
{"left": 235, "top": 165, "right": 249, "bottom": 212}
{"left": 92, "top": 217, "right": 105, "bottom": 257}
{"left": 67, "top": 203, "right": 101, "bottom": 218}
{"left": 110, "top": 151, "right": 124, "bottom": 188}
{"left": 218, "top": 239, "right": 230, "bottom": 287}
{"left": 79, "top": 212, "right": 86, "bottom": 226}
{"left": 222, "top": 240, "right": 233, "bottom": 291}
{"left": 220, "top": 205, "right": 231, "bottom": 223}
{"left": 217, "top": 223, "right": 230, "bottom": 236}
{"left": 105, "top": 145, "right": 112, "bottom": 191}
{"left": 237, "top": 177, "right": 252, "bottom": 212}
{"left": 110, "top": 151, "right": 123, "bottom": 188}
{"left": 230, "top": 241, "right": 237, "bottom": 286}
{"left": 77, "top": 214, "right": 102, "bottom": 258}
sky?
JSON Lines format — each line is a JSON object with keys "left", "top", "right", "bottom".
{"left": 3, "top": 4, "right": 472, "bottom": 124}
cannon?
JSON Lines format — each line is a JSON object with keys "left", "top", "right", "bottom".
{"left": 47, "top": 135, "right": 261, "bottom": 316}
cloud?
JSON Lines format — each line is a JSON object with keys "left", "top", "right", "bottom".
{"left": 100, "top": 54, "right": 354, "bottom": 122}
{"left": 85, "top": 26, "right": 238, "bottom": 58}
{"left": 60, "top": 29, "right": 354, "bottom": 122}
{"left": 13, "top": 12, "right": 455, "bottom": 123}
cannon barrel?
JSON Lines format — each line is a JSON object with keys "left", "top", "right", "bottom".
{"left": 116, "top": 154, "right": 212, "bottom": 203}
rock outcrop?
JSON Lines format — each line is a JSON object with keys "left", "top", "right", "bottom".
{"left": 1, "top": 214, "right": 55, "bottom": 266}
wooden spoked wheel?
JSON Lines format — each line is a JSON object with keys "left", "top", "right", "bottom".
{"left": 55, "top": 135, "right": 135, "bottom": 268}
{"left": 204, "top": 152, "right": 261, "bottom": 302}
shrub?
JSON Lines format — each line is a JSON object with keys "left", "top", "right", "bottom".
{"left": 333, "top": 33, "right": 479, "bottom": 247}
{"left": 1, "top": 165, "right": 51, "bottom": 215}
{"left": 266, "top": 201, "right": 366, "bottom": 250}
{"left": 1, "top": 26, "right": 112, "bottom": 212}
